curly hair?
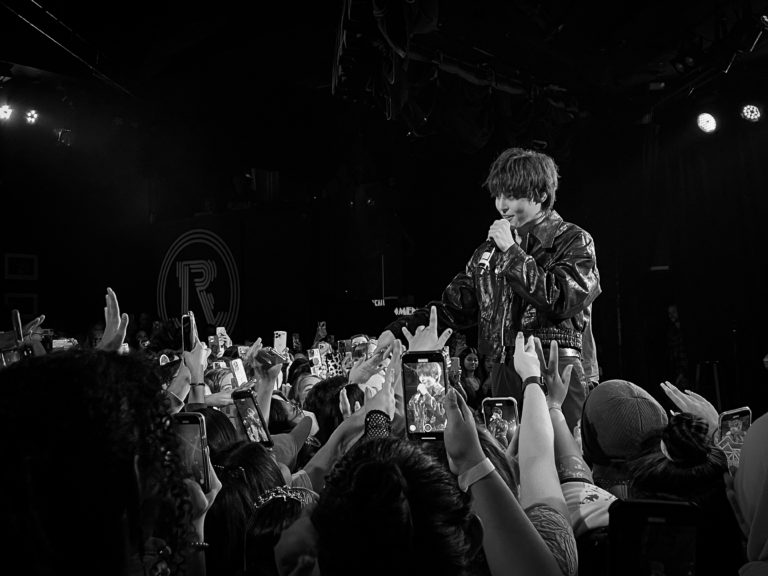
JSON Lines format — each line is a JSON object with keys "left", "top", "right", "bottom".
{"left": 483, "top": 147, "right": 558, "bottom": 210}
{"left": 1, "top": 349, "right": 193, "bottom": 576}
{"left": 312, "top": 437, "right": 476, "bottom": 576}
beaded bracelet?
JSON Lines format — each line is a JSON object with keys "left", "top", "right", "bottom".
{"left": 188, "top": 541, "right": 209, "bottom": 551}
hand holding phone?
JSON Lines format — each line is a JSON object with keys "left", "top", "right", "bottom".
{"left": 273, "top": 330, "right": 288, "bottom": 354}
{"left": 181, "top": 312, "right": 194, "bottom": 352}
{"left": 402, "top": 350, "right": 449, "bottom": 441}
{"left": 256, "top": 346, "right": 288, "bottom": 370}
{"left": 481, "top": 397, "right": 519, "bottom": 448}
{"left": 173, "top": 412, "right": 211, "bottom": 492}
{"left": 232, "top": 388, "right": 273, "bottom": 446}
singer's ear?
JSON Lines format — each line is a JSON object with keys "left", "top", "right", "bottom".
{"left": 540, "top": 193, "right": 548, "bottom": 205}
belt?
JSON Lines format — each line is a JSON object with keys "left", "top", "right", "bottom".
{"left": 498, "top": 346, "right": 580, "bottom": 363}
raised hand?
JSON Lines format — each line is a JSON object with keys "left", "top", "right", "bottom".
{"left": 98, "top": 287, "right": 129, "bottom": 351}
{"left": 444, "top": 387, "right": 486, "bottom": 476}
{"left": 533, "top": 338, "right": 574, "bottom": 409}
{"left": 660, "top": 381, "right": 719, "bottom": 435}
{"left": 401, "top": 306, "right": 452, "bottom": 352}
{"left": 348, "top": 347, "right": 389, "bottom": 385}
{"left": 339, "top": 387, "right": 361, "bottom": 420}
{"left": 363, "top": 340, "right": 402, "bottom": 419}
{"left": 512, "top": 331, "right": 540, "bottom": 380}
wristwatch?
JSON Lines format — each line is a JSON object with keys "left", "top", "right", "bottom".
{"left": 523, "top": 375, "right": 548, "bottom": 396}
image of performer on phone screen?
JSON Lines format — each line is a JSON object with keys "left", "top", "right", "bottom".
{"left": 405, "top": 362, "right": 447, "bottom": 433}
{"left": 243, "top": 407, "right": 267, "bottom": 443}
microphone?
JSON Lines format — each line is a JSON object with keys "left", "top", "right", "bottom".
{"left": 477, "top": 240, "right": 496, "bottom": 275}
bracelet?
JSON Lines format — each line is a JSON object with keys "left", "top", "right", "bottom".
{"left": 548, "top": 403, "right": 563, "bottom": 412}
{"left": 188, "top": 541, "right": 209, "bottom": 550}
{"left": 457, "top": 457, "right": 495, "bottom": 492}
{"left": 190, "top": 383, "right": 205, "bottom": 387}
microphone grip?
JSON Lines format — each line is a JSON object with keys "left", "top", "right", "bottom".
{"left": 477, "top": 241, "right": 496, "bottom": 275}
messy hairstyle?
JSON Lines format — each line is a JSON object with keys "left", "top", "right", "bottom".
{"left": 483, "top": 147, "right": 558, "bottom": 211}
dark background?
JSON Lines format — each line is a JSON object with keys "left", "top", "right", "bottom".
{"left": 1, "top": 0, "right": 768, "bottom": 414}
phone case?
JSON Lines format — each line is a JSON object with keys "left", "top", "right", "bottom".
{"left": 173, "top": 413, "right": 210, "bottom": 492}
{"left": 232, "top": 389, "right": 273, "bottom": 446}
{"left": 401, "top": 351, "right": 448, "bottom": 441}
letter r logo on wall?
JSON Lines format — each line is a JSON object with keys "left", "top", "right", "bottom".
{"left": 158, "top": 230, "right": 240, "bottom": 333}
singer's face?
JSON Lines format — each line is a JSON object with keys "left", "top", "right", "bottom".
{"left": 494, "top": 195, "right": 542, "bottom": 228}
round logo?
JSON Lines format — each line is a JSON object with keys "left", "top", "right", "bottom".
{"left": 157, "top": 229, "right": 240, "bottom": 333}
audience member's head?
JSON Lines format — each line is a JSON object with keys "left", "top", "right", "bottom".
{"left": 303, "top": 377, "right": 365, "bottom": 444}
{"left": 2, "top": 349, "right": 192, "bottom": 576}
{"left": 187, "top": 405, "right": 242, "bottom": 460}
{"left": 312, "top": 437, "right": 481, "bottom": 576}
{"left": 205, "top": 440, "right": 285, "bottom": 576}
{"left": 243, "top": 486, "right": 319, "bottom": 576}
{"left": 581, "top": 379, "right": 668, "bottom": 498}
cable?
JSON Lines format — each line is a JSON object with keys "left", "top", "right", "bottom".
{"left": 1, "top": 0, "right": 135, "bottom": 98}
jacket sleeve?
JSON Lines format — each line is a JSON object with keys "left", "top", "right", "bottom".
{"left": 498, "top": 229, "right": 600, "bottom": 320}
{"left": 385, "top": 252, "right": 481, "bottom": 342}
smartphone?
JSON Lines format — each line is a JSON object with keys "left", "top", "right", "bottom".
{"left": 273, "top": 330, "right": 287, "bottom": 354}
{"left": 232, "top": 388, "right": 273, "bottom": 447}
{"left": 449, "top": 356, "right": 461, "bottom": 376}
{"left": 231, "top": 358, "right": 248, "bottom": 386}
{"left": 308, "top": 348, "right": 323, "bottom": 376}
{"left": 717, "top": 406, "right": 752, "bottom": 474}
{"left": 173, "top": 412, "right": 210, "bottom": 492}
{"left": 12, "top": 309, "right": 24, "bottom": 344}
{"left": 482, "top": 397, "right": 519, "bottom": 447}
{"left": 338, "top": 339, "right": 350, "bottom": 356}
{"left": 212, "top": 360, "right": 227, "bottom": 370}
{"left": 181, "top": 312, "right": 193, "bottom": 352}
{"left": 237, "top": 345, "right": 250, "bottom": 357}
{"left": 208, "top": 335, "right": 219, "bottom": 357}
{"left": 256, "top": 346, "right": 287, "bottom": 369}
{"left": 216, "top": 327, "right": 229, "bottom": 352}
{"left": 401, "top": 350, "right": 449, "bottom": 441}
{"left": 52, "top": 338, "right": 78, "bottom": 350}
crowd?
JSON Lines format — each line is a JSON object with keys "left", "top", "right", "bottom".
{"left": 0, "top": 286, "right": 764, "bottom": 576}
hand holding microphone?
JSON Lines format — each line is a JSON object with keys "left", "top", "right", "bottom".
{"left": 479, "top": 219, "right": 517, "bottom": 274}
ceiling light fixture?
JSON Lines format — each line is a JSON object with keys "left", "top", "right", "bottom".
{"left": 697, "top": 112, "right": 717, "bottom": 133}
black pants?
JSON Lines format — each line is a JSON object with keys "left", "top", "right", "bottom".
{"left": 491, "top": 352, "right": 586, "bottom": 433}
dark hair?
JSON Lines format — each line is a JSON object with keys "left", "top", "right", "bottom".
{"left": 303, "top": 377, "right": 364, "bottom": 445}
{"left": 187, "top": 405, "right": 242, "bottom": 460}
{"left": 204, "top": 367, "right": 234, "bottom": 393}
{"left": 312, "top": 437, "right": 476, "bottom": 576}
{"left": 628, "top": 413, "right": 727, "bottom": 502}
{"left": 459, "top": 346, "right": 487, "bottom": 382}
{"left": 269, "top": 393, "right": 301, "bottom": 435}
{"left": 287, "top": 357, "right": 312, "bottom": 400}
{"left": 243, "top": 487, "right": 319, "bottom": 576}
{"left": 483, "top": 147, "right": 558, "bottom": 211}
{"left": 2, "top": 349, "right": 192, "bottom": 576}
{"left": 205, "top": 441, "right": 285, "bottom": 576}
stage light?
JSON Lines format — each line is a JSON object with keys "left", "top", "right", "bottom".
{"left": 741, "top": 104, "right": 761, "bottom": 122}
{"left": 25, "top": 110, "right": 38, "bottom": 124}
{"left": 0, "top": 105, "right": 12, "bottom": 120}
{"left": 697, "top": 112, "right": 717, "bottom": 133}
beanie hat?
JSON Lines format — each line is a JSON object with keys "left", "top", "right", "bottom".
{"left": 581, "top": 379, "right": 668, "bottom": 466}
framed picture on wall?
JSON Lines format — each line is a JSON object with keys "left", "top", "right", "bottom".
{"left": 4, "top": 254, "right": 38, "bottom": 281}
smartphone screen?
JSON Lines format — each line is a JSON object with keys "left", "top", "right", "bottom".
{"left": 231, "top": 358, "right": 248, "bottom": 386}
{"left": 482, "top": 397, "right": 518, "bottom": 448}
{"left": 308, "top": 348, "right": 323, "bottom": 376}
{"left": 717, "top": 407, "right": 752, "bottom": 474}
{"left": 232, "top": 390, "right": 273, "bottom": 446}
{"left": 181, "top": 313, "right": 193, "bottom": 352}
{"left": 173, "top": 412, "right": 210, "bottom": 492}
{"left": 402, "top": 351, "right": 448, "bottom": 440}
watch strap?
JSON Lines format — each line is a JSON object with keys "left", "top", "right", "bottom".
{"left": 457, "top": 457, "right": 495, "bottom": 492}
{"left": 523, "top": 375, "right": 548, "bottom": 396}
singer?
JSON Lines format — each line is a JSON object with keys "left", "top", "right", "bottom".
{"left": 377, "top": 147, "right": 601, "bottom": 431}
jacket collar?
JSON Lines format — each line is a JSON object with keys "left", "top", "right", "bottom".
{"left": 530, "top": 210, "right": 563, "bottom": 249}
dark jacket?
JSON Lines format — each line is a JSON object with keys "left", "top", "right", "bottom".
{"left": 386, "top": 211, "right": 601, "bottom": 361}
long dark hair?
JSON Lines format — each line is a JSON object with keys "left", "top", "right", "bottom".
{"left": 2, "top": 349, "right": 193, "bottom": 575}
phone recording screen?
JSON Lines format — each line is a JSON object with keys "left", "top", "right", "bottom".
{"left": 234, "top": 395, "right": 271, "bottom": 444}
{"left": 177, "top": 422, "right": 206, "bottom": 487}
{"left": 403, "top": 358, "right": 448, "bottom": 436}
{"left": 181, "top": 315, "right": 192, "bottom": 352}
{"left": 482, "top": 399, "right": 518, "bottom": 448}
